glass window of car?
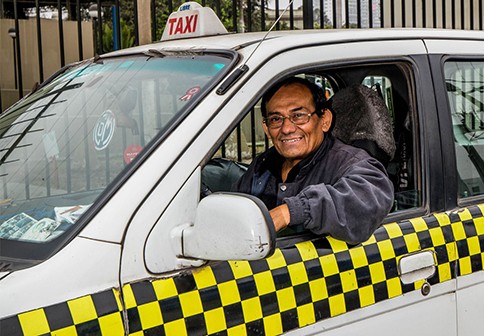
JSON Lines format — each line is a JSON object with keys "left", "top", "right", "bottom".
{"left": 0, "top": 52, "right": 233, "bottom": 265}
{"left": 445, "top": 60, "right": 484, "bottom": 199}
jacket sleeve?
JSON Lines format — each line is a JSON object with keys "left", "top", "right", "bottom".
{"left": 283, "top": 157, "right": 394, "bottom": 245}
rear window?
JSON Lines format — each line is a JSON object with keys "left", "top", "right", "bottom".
{"left": 445, "top": 60, "right": 484, "bottom": 199}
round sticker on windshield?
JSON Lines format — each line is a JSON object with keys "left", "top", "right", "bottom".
{"left": 93, "top": 110, "right": 116, "bottom": 151}
{"left": 179, "top": 86, "right": 200, "bottom": 101}
{"left": 124, "top": 144, "right": 143, "bottom": 164}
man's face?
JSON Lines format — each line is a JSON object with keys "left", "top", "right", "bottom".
{"left": 263, "top": 83, "right": 332, "bottom": 167}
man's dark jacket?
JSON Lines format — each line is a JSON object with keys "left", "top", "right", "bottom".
{"left": 233, "top": 134, "right": 394, "bottom": 244}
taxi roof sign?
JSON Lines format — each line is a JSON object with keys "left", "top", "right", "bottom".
{"left": 161, "top": 2, "right": 228, "bottom": 41}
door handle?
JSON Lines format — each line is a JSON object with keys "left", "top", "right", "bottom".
{"left": 398, "top": 250, "right": 436, "bottom": 284}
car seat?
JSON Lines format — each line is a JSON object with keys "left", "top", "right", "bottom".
{"left": 331, "top": 84, "right": 396, "bottom": 166}
{"left": 201, "top": 158, "right": 248, "bottom": 197}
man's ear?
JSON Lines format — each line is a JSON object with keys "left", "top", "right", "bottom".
{"left": 322, "top": 109, "right": 333, "bottom": 132}
{"left": 262, "top": 121, "right": 271, "bottom": 138}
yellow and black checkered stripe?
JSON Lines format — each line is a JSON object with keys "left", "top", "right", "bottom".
{"left": 2, "top": 204, "right": 484, "bottom": 335}
{"left": 0, "top": 288, "right": 124, "bottom": 335}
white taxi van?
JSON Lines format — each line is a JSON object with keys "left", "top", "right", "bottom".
{"left": 1, "top": 2, "right": 484, "bottom": 335}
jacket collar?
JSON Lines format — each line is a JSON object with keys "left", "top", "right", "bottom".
{"left": 255, "top": 133, "right": 335, "bottom": 181}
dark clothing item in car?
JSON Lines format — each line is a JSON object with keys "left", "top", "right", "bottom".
{"left": 233, "top": 134, "right": 394, "bottom": 244}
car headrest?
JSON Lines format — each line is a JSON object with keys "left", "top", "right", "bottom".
{"left": 331, "top": 84, "right": 396, "bottom": 165}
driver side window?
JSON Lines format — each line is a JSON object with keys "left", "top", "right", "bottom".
{"left": 202, "top": 75, "right": 334, "bottom": 195}
{"left": 201, "top": 106, "right": 267, "bottom": 196}
{"left": 202, "top": 64, "right": 422, "bottom": 235}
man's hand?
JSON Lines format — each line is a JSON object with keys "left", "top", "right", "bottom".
{"left": 269, "top": 203, "right": 291, "bottom": 231}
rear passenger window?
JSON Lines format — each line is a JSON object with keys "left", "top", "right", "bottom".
{"left": 445, "top": 61, "right": 484, "bottom": 199}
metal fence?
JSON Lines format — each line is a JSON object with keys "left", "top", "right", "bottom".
{"left": 1, "top": 0, "right": 484, "bottom": 112}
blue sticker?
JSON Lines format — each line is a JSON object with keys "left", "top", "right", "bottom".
{"left": 93, "top": 110, "right": 116, "bottom": 151}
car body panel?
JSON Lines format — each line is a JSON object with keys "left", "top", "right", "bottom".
{"left": 0, "top": 237, "right": 121, "bottom": 319}
{"left": 6, "top": 206, "right": 484, "bottom": 334}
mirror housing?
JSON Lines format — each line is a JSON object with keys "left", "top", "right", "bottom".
{"left": 172, "top": 193, "right": 275, "bottom": 260}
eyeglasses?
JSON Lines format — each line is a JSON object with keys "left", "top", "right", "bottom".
{"left": 263, "top": 111, "right": 316, "bottom": 129}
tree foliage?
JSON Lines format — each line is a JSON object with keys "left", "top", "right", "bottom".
{"left": 151, "top": 0, "right": 247, "bottom": 39}
{"left": 102, "top": 18, "right": 135, "bottom": 52}
{"left": 93, "top": 0, "right": 271, "bottom": 49}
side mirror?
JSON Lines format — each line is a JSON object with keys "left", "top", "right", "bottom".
{"left": 172, "top": 193, "right": 275, "bottom": 260}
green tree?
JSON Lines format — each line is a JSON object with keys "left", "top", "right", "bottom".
{"left": 102, "top": 18, "right": 135, "bottom": 52}
{"left": 100, "top": 0, "right": 268, "bottom": 47}
{"left": 151, "top": 0, "right": 244, "bottom": 39}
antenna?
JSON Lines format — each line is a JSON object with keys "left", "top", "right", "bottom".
{"left": 216, "top": 0, "right": 296, "bottom": 95}
{"left": 245, "top": 0, "right": 296, "bottom": 65}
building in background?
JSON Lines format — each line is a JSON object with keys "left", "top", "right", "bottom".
{"left": 314, "top": 0, "right": 381, "bottom": 28}
{"left": 343, "top": 0, "right": 381, "bottom": 27}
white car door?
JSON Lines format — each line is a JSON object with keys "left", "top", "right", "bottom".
{"left": 118, "top": 38, "right": 458, "bottom": 335}
{"left": 426, "top": 37, "right": 484, "bottom": 336}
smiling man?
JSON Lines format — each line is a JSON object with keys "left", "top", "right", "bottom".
{"left": 233, "top": 77, "right": 394, "bottom": 244}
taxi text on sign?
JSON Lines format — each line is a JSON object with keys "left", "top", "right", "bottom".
{"left": 161, "top": 2, "right": 228, "bottom": 41}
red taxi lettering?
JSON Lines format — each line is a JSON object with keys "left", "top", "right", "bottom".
{"left": 174, "top": 18, "right": 184, "bottom": 34}
{"left": 168, "top": 18, "right": 177, "bottom": 35}
{"left": 168, "top": 14, "right": 199, "bottom": 36}
{"left": 185, "top": 14, "right": 198, "bottom": 33}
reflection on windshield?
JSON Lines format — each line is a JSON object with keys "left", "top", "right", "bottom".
{"left": 0, "top": 53, "right": 230, "bottom": 252}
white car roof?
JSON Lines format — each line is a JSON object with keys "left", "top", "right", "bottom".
{"left": 104, "top": 28, "right": 484, "bottom": 59}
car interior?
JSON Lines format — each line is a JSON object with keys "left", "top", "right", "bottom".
{"left": 202, "top": 61, "right": 421, "bottom": 237}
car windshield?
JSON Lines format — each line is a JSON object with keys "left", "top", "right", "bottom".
{"left": 0, "top": 52, "right": 232, "bottom": 265}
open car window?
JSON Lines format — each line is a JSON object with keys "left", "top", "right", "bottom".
{"left": 202, "top": 63, "right": 421, "bottom": 238}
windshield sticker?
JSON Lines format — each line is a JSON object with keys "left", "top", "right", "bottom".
{"left": 55, "top": 205, "right": 91, "bottom": 224}
{"left": 179, "top": 86, "right": 201, "bottom": 101}
{"left": 213, "top": 63, "right": 226, "bottom": 71}
{"left": 42, "top": 131, "right": 60, "bottom": 162}
{"left": 124, "top": 144, "right": 143, "bottom": 164}
{"left": 93, "top": 110, "right": 116, "bottom": 151}
{"left": 119, "top": 60, "right": 135, "bottom": 69}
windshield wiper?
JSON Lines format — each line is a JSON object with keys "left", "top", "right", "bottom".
{"left": 144, "top": 49, "right": 167, "bottom": 58}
